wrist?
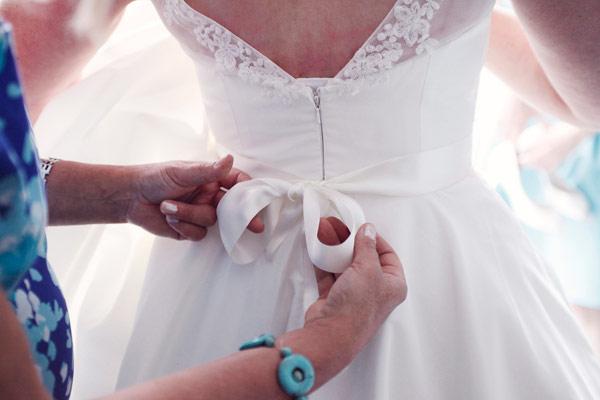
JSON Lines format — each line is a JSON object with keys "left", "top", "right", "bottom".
{"left": 46, "top": 161, "right": 137, "bottom": 225}
{"left": 306, "top": 315, "right": 370, "bottom": 357}
{"left": 77, "top": 163, "right": 137, "bottom": 224}
{"left": 277, "top": 317, "right": 365, "bottom": 390}
{"left": 117, "top": 165, "right": 144, "bottom": 224}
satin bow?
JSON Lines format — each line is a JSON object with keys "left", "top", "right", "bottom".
{"left": 217, "top": 178, "right": 366, "bottom": 273}
{"left": 216, "top": 135, "right": 473, "bottom": 273}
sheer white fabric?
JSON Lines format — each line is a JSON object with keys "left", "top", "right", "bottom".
{"left": 39, "top": 0, "right": 600, "bottom": 398}
{"left": 159, "top": 0, "right": 493, "bottom": 100}
{"left": 34, "top": 5, "right": 210, "bottom": 397}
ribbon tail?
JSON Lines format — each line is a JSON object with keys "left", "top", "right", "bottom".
{"left": 217, "top": 178, "right": 287, "bottom": 264}
{"left": 286, "top": 229, "right": 319, "bottom": 331}
{"left": 265, "top": 202, "right": 302, "bottom": 259}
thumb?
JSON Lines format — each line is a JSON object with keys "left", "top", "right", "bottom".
{"left": 168, "top": 155, "right": 234, "bottom": 187}
{"left": 352, "top": 223, "right": 380, "bottom": 270}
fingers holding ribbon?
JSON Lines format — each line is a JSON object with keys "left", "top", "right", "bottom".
{"left": 216, "top": 167, "right": 265, "bottom": 233}
{"left": 157, "top": 156, "right": 264, "bottom": 241}
{"left": 160, "top": 201, "right": 214, "bottom": 241}
{"left": 303, "top": 185, "right": 366, "bottom": 274}
{"left": 314, "top": 216, "right": 351, "bottom": 297}
{"left": 317, "top": 216, "right": 351, "bottom": 246}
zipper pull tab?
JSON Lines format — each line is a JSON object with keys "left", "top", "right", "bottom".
{"left": 312, "top": 88, "right": 322, "bottom": 124}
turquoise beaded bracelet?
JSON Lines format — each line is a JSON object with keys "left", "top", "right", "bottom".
{"left": 240, "top": 334, "right": 315, "bottom": 399}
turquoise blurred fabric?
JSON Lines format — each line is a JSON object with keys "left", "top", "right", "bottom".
{"left": 517, "top": 134, "right": 600, "bottom": 309}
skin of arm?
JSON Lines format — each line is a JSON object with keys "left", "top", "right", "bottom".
{"left": 108, "top": 319, "right": 358, "bottom": 400}
{"left": 511, "top": 0, "right": 600, "bottom": 127}
{"left": 0, "top": 294, "right": 50, "bottom": 400}
{"left": 0, "top": 0, "right": 133, "bottom": 122}
{"left": 487, "top": 5, "right": 600, "bottom": 130}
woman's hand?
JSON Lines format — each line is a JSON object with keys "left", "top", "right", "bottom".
{"left": 127, "top": 154, "right": 264, "bottom": 241}
{"left": 271, "top": 221, "right": 407, "bottom": 392}
{"left": 46, "top": 155, "right": 264, "bottom": 240}
{"left": 307, "top": 220, "right": 407, "bottom": 351}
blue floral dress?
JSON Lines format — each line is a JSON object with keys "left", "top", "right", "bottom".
{"left": 0, "top": 21, "right": 73, "bottom": 399}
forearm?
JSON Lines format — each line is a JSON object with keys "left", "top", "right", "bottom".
{"left": 497, "top": 96, "right": 537, "bottom": 144}
{"left": 46, "top": 161, "right": 136, "bottom": 226}
{"left": 510, "top": 0, "right": 600, "bottom": 128}
{"left": 486, "top": 8, "right": 589, "bottom": 128}
{"left": 0, "top": 292, "right": 50, "bottom": 400}
{"left": 0, "top": 0, "right": 131, "bottom": 122}
{"left": 107, "top": 318, "right": 361, "bottom": 400}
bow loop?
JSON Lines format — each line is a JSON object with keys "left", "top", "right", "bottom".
{"left": 217, "top": 178, "right": 365, "bottom": 273}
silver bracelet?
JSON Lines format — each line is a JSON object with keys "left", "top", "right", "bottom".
{"left": 40, "top": 158, "right": 60, "bottom": 184}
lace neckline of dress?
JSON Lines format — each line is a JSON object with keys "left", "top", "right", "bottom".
{"left": 165, "top": 0, "right": 445, "bottom": 98}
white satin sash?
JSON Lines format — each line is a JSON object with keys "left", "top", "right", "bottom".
{"left": 217, "top": 135, "right": 473, "bottom": 273}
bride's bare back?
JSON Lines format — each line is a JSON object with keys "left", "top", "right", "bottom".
{"left": 184, "top": 0, "right": 396, "bottom": 78}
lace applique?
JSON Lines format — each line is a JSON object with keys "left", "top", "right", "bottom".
{"left": 193, "top": 23, "right": 307, "bottom": 101}
{"left": 339, "top": 0, "right": 443, "bottom": 81}
{"left": 162, "top": 0, "right": 306, "bottom": 101}
{"left": 161, "top": 0, "right": 444, "bottom": 100}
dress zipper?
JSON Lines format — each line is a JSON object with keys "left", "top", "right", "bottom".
{"left": 312, "top": 87, "right": 326, "bottom": 180}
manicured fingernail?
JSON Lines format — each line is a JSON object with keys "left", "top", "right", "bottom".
{"left": 166, "top": 215, "right": 179, "bottom": 224}
{"left": 161, "top": 201, "right": 178, "bottom": 214}
{"left": 364, "top": 224, "right": 376, "bottom": 241}
{"left": 213, "top": 155, "right": 230, "bottom": 169}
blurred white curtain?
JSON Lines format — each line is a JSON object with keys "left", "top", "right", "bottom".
{"left": 34, "top": 3, "right": 209, "bottom": 397}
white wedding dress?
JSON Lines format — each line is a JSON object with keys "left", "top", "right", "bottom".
{"left": 111, "top": 0, "right": 600, "bottom": 398}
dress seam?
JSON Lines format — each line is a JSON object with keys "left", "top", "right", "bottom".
{"left": 215, "top": 72, "right": 245, "bottom": 152}
{"left": 417, "top": 54, "right": 432, "bottom": 152}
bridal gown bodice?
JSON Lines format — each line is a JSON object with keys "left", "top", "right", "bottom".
{"left": 157, "top": 0, "right": 491, "bottom": 176}
{"left": 153, "top": 0, "right": 495, "bottom": 271}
